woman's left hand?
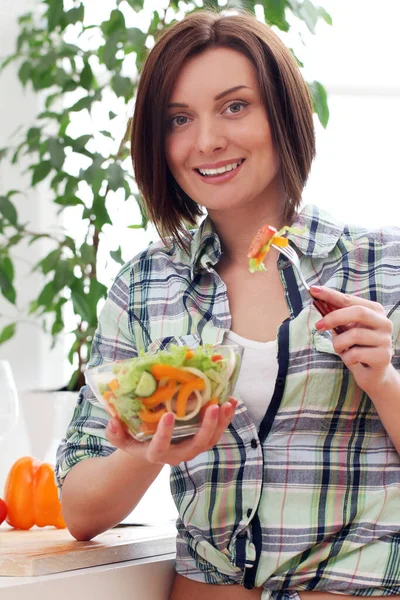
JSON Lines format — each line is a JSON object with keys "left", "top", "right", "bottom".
{"left": 310, "top": 285, "right": 394, "bottom": 395}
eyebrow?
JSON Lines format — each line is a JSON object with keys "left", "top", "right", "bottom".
{"left": 167, "top": 85, "right": 251, "bottom": 109}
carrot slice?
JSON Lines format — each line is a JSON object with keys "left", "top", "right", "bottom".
{"left": 176, "top": 378, "right": 205, "bottom": 418}
{"left": 199, "top": 397, "right": 219, "bottom": 421}
{"left": 139, "top": 421, "right": 158, "bottom": 434}
{"left": 103, "top": 390, "right": 114, "bottom": 401}
{"left": 108, "top": 379, "right": 120, "bottom": 391}
{"left": 141, "top": 380, "right": 177, "bottom": 408}
{"left": 185, "top": 350, "right": 194, "bottom": 359}
{"left": 138, "top": 406, "right": 167, "bottom": 423}
{"left": 272, "top": 236, "right": 289, "bottom": 248}
{"left": 151, "top": 364, "right": 197, "bottom": 383}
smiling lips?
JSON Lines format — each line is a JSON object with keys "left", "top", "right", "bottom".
{"left": 194, "top": 158, "right": 245, "bottom": 184}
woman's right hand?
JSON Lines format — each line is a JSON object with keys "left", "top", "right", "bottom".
{"left": 105, "top": 398, "right": 238, "bottom": 467}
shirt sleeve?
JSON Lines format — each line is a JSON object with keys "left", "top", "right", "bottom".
{"left": 55, "top": 264, "right": 138, "bottom": 493}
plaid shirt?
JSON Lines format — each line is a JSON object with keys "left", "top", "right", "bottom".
{"left": 56, "top": 204, "right": 400, "bottom": 596}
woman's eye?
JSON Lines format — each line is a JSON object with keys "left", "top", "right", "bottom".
{"left": 169, "top": 115, "right": 189, "bottom": 128}
{"left": 225, "top": 101, "right": 248, "bottom": 115}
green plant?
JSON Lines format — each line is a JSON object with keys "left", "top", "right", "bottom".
{"left": 0, "top": 0, "right": 331, "bottom": 389}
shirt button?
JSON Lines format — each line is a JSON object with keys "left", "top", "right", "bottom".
{"left": 250, "top": 438, "right": 258, "bottom": 449}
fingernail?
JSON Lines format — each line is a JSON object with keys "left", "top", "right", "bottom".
{"left": 163, "top": 412, "right": 175, "bottom": 426}
{"left": 315, "top": 319, "right": 326, "bottom": 330}
{"left": 108, "top": 419, "right": 117, "bottom": 434}
{"left": 310, "top": 286, "right": 322, "bottom": 294}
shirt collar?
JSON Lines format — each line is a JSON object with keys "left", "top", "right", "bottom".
{"left": 191, "top": 216, "right": 222, "bottom": 275}
{"left": 190, "top": 204, "right": 345, "bottom": 274}
{"left": 286, "top": 204, "right": 345, "bottom": 258}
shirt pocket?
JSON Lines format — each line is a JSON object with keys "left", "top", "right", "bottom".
{"left": 146, "top": 334, "right": 201, "bottom": 354}
{"left": 312, "top": 329, "right": 338, "bottom": 355}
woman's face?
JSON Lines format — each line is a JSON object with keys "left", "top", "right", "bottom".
{"left": 165, "top": 46, "right": 282, "bottom": 215}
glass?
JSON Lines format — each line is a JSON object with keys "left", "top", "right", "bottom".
{"left": 0, "top": 360, "right": 19, "bottom": 441}
{"left": 86, "top": 344, "right": 243, "bottom": 442}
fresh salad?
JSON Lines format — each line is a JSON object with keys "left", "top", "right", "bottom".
{"left": 87, "top": 344, "right": 241, "bottom": 440}
{"left": 247, "top": 224, "right": 303, "bottom": 272}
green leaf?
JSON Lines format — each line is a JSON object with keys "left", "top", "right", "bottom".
{"left": 70, "top": 134, "right": 92, "bottom": 151}
{"left": 0, "top": 196, "right": 18, "bottom": 225}
{"left": 260, "top": 0, "right": 289, "bottom": 31}
{"left": 126, "top": 27, "right": 147, "bottom": 48}
{"left": 70, "top": 287, "right": 93, "bottom": 323}
{"left": 109, "top": 111, "right": 117, "bottom": 120}
{"left": 80, "top": 61, "right": 94, "bottom": 90}
{"left": 36, "top": 248, "right": 62, "bottom": 275}
{"left": 37, "top": 281, "right": 57, "bottom": 308}
{"left": 65, "top": 4, "right": 84, "bottom": 25}
{"left": 18, "top": 61, "right": 32, "bottom": 86}
{"left": 106, "top": 162, "right": 125, "bottom": 191}
{"left": 47, "top": 0, "right": 65, "bottom": 32}
{"left": 54, "top": 260, "right": 72, "bottom": 290}
{"left": 92, "top": 194, "right": 112, "bottom": 228}
{"left": 48, "top": 138, "right": 65, "bottom": 169}
{"left": 125, "top": 0, "right": 145, "bottom": 10}
{"left": 51, "top": 319, "right": 64, "bottom": 336}
{"left": 318, "top": 7, "right": 332, "bottom": 26}
{"left": 69, "top": 95, "right": 94, "bottom": 112}
{"left": 27, "top": 127, "right": 41, "bottom": 148}
{"left": 1, "top": 257, "right": 14, "bottom": 282}
{"left": 309, "top": 80, "right": 329, "bottom": 128}
{"left": 88, "top": 278, "right": 108, "bottom": 316}
{"left": 0, "top": 323, "right": 16, "bottom": 345}
{"left": 31, "top": 161, "right": 52, "bottom": 185}
{"left": 80, "top": 242, "right": 95, "bottom": 264}
{"left": 0, "top": 258, "right": 16, "bottom": 305}
{"left": 54, "top": 194, "right": 84, "bottom": 207}
{"left": 0, "top": 148, "right": 8, "bottom": 161}
{"left": 110, "top": 247, "right": 124, "bottom": 265}
{"left": 111, "top": 74, "right": 132, "bottom": 100}
{"left": 101, "top": 9, "right": 126, "bottom": 36}
{"left": 101, "top": 32, "right": 120, "bottom": 70}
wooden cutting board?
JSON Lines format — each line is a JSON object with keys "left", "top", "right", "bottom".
{"left": 0, "top": 523, "right": 176, "bottom": 577}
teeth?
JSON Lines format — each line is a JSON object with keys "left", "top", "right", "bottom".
{"left": 198, "top": 160, "right": 242, "bottom": 176}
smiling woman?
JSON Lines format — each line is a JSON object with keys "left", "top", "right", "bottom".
{"left": 131, "top": 11, "right": 315, "bottom": 246}
{"left": 56, "top": 8, "right": 400, "bottom": 600}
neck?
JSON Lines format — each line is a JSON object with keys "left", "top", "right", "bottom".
{"left": 208, "top": 185, "right": 294, "bottom": 269}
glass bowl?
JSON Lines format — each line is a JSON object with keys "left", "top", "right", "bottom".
{"left": 86, "top": 343, "right": 242, "bottom": 441}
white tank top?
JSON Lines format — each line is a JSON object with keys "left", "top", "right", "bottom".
{"left": 223, "top": 330, "right": 279, "bottom": 428}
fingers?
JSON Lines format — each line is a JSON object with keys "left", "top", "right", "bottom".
{"left": 147, "top": 399, "right": 238, "bottom": 466}
{"left": 331, "top": 326, "right": 389, "bottom": 354}
{"left": 106, "top": 398, "right": 239, "bottom": 467}
{"left": 310, "top": 285, "right": 386, "bottom": 315}
{"left": 105, "top": 417, "right": 141, "bottom": 453}
{"left": 315, "top": 304, "right": 391, "bottom": 333}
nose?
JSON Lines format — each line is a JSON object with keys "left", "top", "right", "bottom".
{"left": 195, "top": 117, "right": 227, "bottom": 155}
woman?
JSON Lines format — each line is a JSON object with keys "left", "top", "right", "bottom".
{"left": 56, "top": 10, "right": 400, "bottom": 600}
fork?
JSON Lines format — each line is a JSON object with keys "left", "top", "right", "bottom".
{"left": 271, "top": 243, "right": 346, "bottom": 335}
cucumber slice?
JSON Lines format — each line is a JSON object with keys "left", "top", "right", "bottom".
{"left": 135, "top": 371, "right": 157, "bottom": 397}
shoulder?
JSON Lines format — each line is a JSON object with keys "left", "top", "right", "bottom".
{"left": 295, "top": 204, "right": 400, "bottom": 260}
{"left": 114, "top": 235, "right": 196, "bottom": 286}
{"left": 341, "top": 221, "right": 400, "bottom": 251}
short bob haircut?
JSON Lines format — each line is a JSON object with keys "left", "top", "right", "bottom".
{"left": 131, "top": 9, "right": 315, "bottom": 247}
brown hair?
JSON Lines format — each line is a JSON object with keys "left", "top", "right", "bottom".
{"left": 131, "top": 9, "right": 315, "bottom": 247}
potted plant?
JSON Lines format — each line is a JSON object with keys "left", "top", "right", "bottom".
{"left": 0, "top": 0, "right": 331, "bottom": 391}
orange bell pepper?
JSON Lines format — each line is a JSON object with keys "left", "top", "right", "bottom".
{"left": 176, "top": 378, "right": 205, "bottom": 418}
{"left": 4, "top": 456, "right": 66, "bottom": 530}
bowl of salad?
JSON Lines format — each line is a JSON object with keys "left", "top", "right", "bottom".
{"left": 86, "top": 343, "right": 242, "bottom": 441}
